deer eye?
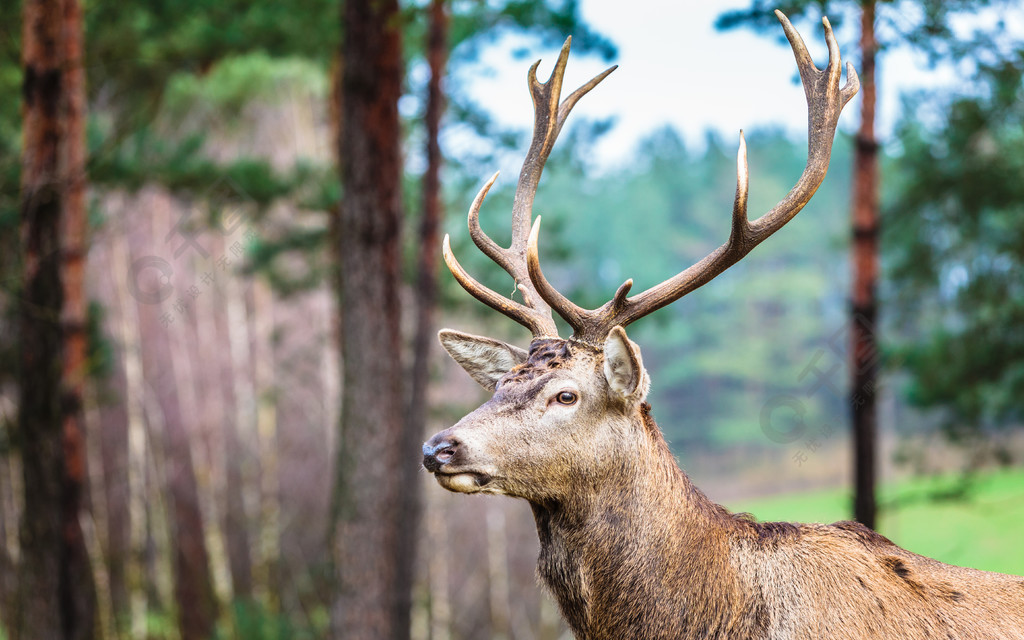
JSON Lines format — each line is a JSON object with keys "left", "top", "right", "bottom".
{"left": 554, "top": 391, "right": 578, "bottom": 406}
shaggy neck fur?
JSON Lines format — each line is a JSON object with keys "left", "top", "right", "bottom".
{"left": 529, "top": 404, "right": 769, "bottom": 640}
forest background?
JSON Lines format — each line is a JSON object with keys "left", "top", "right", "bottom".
{"left": 2, "top": 0, "right": 1023, "bottom": 639}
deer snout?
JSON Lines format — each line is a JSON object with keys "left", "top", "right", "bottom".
{"left": 422, "top": 436, "right": 460, "bottom": 473}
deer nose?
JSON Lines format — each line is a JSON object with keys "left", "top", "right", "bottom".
{"left": 422, "top": 437, "right": 460, "bottom": 473}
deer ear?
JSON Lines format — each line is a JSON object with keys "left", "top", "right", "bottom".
{"left": 438, "top": 329, "right": 529, "bottom": 392}
{"left": 603, "top": 326, "right": 650, "bottom": 401}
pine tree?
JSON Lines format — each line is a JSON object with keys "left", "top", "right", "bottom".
{"left": 16, "top": 0, "right": 97, "bottom": 637}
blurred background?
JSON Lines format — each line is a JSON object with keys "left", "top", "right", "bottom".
{"left": 2, "top": 0, "right": 1023, "bottom": 639}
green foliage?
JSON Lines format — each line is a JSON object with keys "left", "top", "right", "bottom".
{"left": 445, "top": 0, "right": 616, "bottom": 62}
{"left": 885, "top": 49, "right": 1024, "bottom": 438}
{"left": 76, "top": 0, "right": 339, "bottom": 208}
{"left": 223, "top": 598, "right": 327, "bottom": 640}
{"left": 84, "top": 0, "right": 338, "bottom": 109}
{"left": 0, "top": 3, "right": 22, "bottom": 295}
{"left": 144, "top": 610, "right": 179, "bottom": 639}
{"left": 85, "top": 301, "right": 115, "bottom": 381}
{"left": 715, "top": 0, "right": 1015, "bottom": 58}
{"left": 716, "top": 0, "right": 842, "bottom": 34}
{"left": 90, "top": 128, "right": 319, "bottom": 201}
{"left": 163, "top": 53, "right": 328, "bottom": 121}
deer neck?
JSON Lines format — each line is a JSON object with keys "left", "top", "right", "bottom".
{"left": 530, "top": 404, "right": 745, "bottom": 639}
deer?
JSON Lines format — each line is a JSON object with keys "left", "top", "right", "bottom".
{"left": 422, "top": 11, "right": 1024, "bottom": 640}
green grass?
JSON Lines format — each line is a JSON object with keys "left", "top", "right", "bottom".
{"left": 727, "top": 467, "right": 1024, "bottom": 576}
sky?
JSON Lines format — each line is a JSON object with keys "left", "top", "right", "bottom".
{"left": 455, "top": 1, "right": 1021, "bottom": 170}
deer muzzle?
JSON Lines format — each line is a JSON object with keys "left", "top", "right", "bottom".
{"left": 422, "top": 431, "right": 495, "bottom": 493}
{"left": 422, "top": 437, "right": 459, "bottom": 473}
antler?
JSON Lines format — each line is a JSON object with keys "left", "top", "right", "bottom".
{"left": 527, "top": 11, "right": 860, "bottom": 344}
{"left": 442, "top": 37, "right": 616, "bottom": 337}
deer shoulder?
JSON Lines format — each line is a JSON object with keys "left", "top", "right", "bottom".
{"left": 729, "top": 518, "right": 1024, "bottom": 638}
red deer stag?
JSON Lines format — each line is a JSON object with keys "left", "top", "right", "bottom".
{"left": 423, "top": 11, "right": 1024, "bottom": 640}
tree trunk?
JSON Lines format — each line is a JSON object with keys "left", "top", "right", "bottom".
{"left": 851, "top": 0, "right": 879, "bottom": 530}
{"left": 180, "top": 246, "right": 232, "bottom": 615}
{"left": 218, "top": 251, "right": 256, "bottom": 607}
{"left": 424, "top": 488, "right": 451, "bottom": 640}
{"left": 329, "top": 0, "right": 407, "bottom": 637}
{"left": 17, "top": 0, "right": 97, "bottom": 637}
{"left": 106, "top": 215, "right": 153, "bottom": 638}
{"left": 402, "top": 0, "right": 449, "bottom": 634}
{"left": 0, "top": 440, "right": 20, "bottom": 637}
{"left": 134, "top": 194, "right": 219, "bottom": 640}
{"left": 59, "top": 0, "right": 90, "bottom": 585}
{"left": 59, "top": 0, "right": 96, "bottom": 630}
{"left": 92, "top": 240, "right": 132, "bottom": 636}
{"left": 486, "top": 502, "right": 510, "bottom": 640}
{"left": 250, "top": 280, "right": 280, "bottom": 610}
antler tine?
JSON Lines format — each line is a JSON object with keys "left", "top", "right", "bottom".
{"left": 443, "top": 232, "right": 559, "bottom": 337}
{"left": 529, "top": 11, "right": 859, "bottom": 344}
{"left": 443, "top": 37, "right": 616, "bottom": 338}
{"left": 731, "top": 130, "right": 750, "bottom": 244}
{"left": 511, "top": 38, "right": 617, "bottom": 254}
{"left": 526, "top": 216, "right": 586, "bottom": 329}
{"left": 460, "top": 170, "right": 559, "bottom": 336}
{"left": 467, "top": 172, "right": 512, "bottom": 269}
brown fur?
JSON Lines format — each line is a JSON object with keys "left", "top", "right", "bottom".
{"left": 503, "top": 338, "right": 575, "bottom": 384}
{"left": 426, "top": 335, "right": 1024, "bottom": 639}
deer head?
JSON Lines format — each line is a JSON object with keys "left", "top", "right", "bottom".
{"left": 425, "top": 11, "right": 858, "bottom": 501}
{"left": 423, "top": 327, "right": 651, "bottom": 502}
